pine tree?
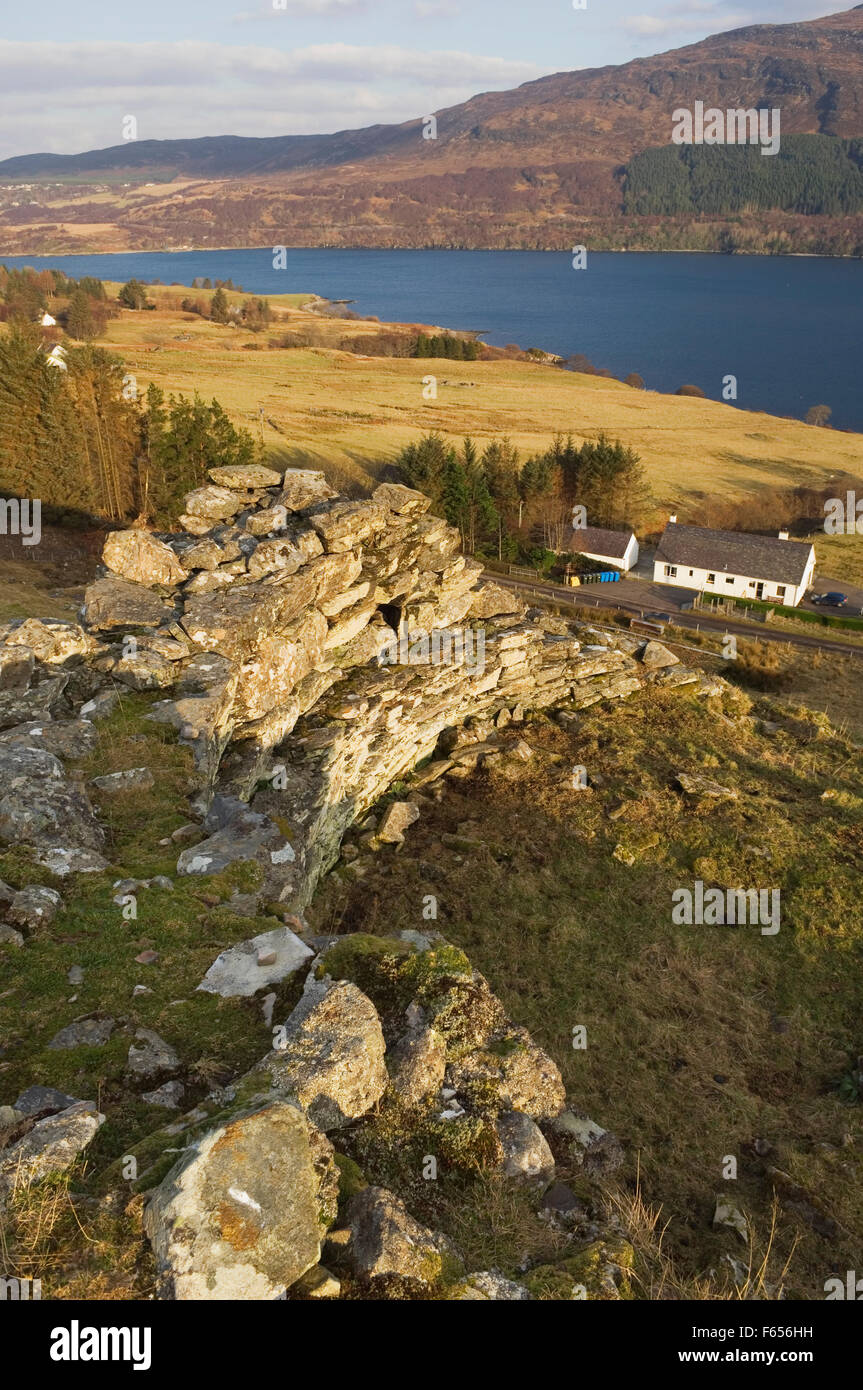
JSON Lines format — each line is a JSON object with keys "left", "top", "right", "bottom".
{"left": 210, "top": 288, "right": 230, "bottom": 324}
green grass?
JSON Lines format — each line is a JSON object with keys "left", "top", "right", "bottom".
{"left": 0, "top": 693, "right": 312, "bottom": 1295}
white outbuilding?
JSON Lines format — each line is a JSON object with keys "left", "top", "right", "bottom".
{"left": 571, "top": 525, "right": 639, "bottom": 572}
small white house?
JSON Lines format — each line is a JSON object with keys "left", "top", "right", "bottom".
{"left": 39, "top": 311, "right": 57, "bottom": 327}
{"left": 571, "top": 525, "right": 639, "bottom": 572}
{"left": 654, "top": 521, "right": 815, "bottom": 607}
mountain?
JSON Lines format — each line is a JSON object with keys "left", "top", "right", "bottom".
{"left": 2, "top": 7, "right": 863, "bottom": 256}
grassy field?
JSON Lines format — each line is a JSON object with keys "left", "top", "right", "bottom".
{"left": 310, "top": 681, "right": 863, "bottom": 1298}
{"left": 804, "top": 531, "right": 863, "bottom": 588}
{"left": 85, "top": 285, "right": 863, "bottom": 517}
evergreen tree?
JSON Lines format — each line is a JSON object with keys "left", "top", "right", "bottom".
{"left": 210, "top": 288, "right": 230, "bottom": 324}
{"left": 118, "top": 279, "right": 148, "bottom": 310}
{"left": 65, "top": 289, "right": 98, "bottom": 340}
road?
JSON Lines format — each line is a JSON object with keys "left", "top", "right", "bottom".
{"left": 488, "top": 571, "right": 863, "bottom": 661}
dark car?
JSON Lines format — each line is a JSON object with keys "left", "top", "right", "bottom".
{"left": 811, "top": 592, "right": 848, "bottom": 607}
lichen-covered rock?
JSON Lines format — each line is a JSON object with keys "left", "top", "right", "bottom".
{"left": 256, "top": 979, "right": 388, "bottom": 1131}
{"left": 91, "top": 767, "right": 155, "bottom": 793}
{"left": 209, "top": 464, "right": 282, "bottom": 489}
{"left": 521, "top": 1238, "right": 635, "bottom": 1300}
{"left": 7, "top": 884, "right": 63, "bottom": 932}
{"left": 102, "top": 529, "right": 187, "bottom": 588}
{"left": 278, "top": 469, "right": 336, "bottom": 512}
{"left": 458, "top": 1270, "right": 531, "bottom": 1300}
{"left": 387, "top": 1024, "right": 447, "bottom": 1105}
{"left": 0, "top": 645, "right": 34, "bottom": 690}
{"left": 0, "top": 1101, "right": 104, "bottom": 1208}
{"left": 495, "top": 1110, "right": 555, "bottom": 1184}
{"left": 47, "top": 1017, "right": 116, "bottom": 1050}
{"left": 447, "top": 1027, "right": 566, "bottom": 1119}
{"left": 676, "top": 771, "right": 738, "bottom": 800}
{"left": 126, "top": 1028, "right": 180, "bottom": 1083}
{"left": 547, "top": 1108, "right": 625, "bottom": 1175}
{"left": 0, "top": 718, "right": 99, "bottom": 759}
{"left": 373, "top": 483, "right": 431, "bottom": 516}
{"left": 83, "top": 577, "right": 174, "bottom": 632}
{"left": 0, "top": 744, "right": 105, "bottom": 861}
{"left": 180, "top": 572, "right": 318, "bottom": 660}
{"left": 338, "top": 1186, "right": 463, "bottom": 1290}
{"left": 468, "top": 582, "right": 522, "bottom": 619}
{"left": 376, "top": 800, "right": 420, "bottom": 845}
{"left": 142, "top": 1101, "right": 324, "bottom": 1300}
{"left": 639, "top": 640, "right": 679, "bottom": 669}
{"left": 183, "top": 485, "right": 247, "bottom": 521}
{"left": 4, "top": 618, "right": 94, "bottom": 666}
{"left": 176, "top": 797, "right": 292, "bottom": 878}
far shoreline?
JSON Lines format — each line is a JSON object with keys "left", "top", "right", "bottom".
{"left": 2, "top": 242, "right": 861, "bottom": 263}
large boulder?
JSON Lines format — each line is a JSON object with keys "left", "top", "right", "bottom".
{"left": 278, "top": 469, "right": 336, "bottom": 512}
{"left": 142, "top": 1101, "right": 325, "bottom": 1299}
{"left": 0, "top": 745, "right": 105, "bottom": 865}
{"left": 256, "top": 979, "right": 388, "bottom": 1131}
{"left": 102, "top": 530, "right": 187, "bottom": 588}
{"left": 447, "top": 1027, "right": 566, "bottom": 1120}
{"left": 338, "top": 1186, "right": 462, "bottom": 1290}
{"left": 0, "top": 1102, "right": 104, "bottom": 1208}
{"left": 208, "top": 464, "right": 282, "bottom": 489}
{"left": 3, "top": 618, "right": 94, "bottom": 666}
{"left": 183, "top": 485, "right": 247, "bottom": 521}
{"left": 180, "top": 572, "right": 318, "bottom": 660}
{"left": 83, "top": 577, "right": 175, "bottom": 632}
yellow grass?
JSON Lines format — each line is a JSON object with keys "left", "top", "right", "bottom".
{"left": 85, "top": 285, "right": 863, "bottom": 509}
{"left": 804, "top": 530, "right": 863, "bottom": 587}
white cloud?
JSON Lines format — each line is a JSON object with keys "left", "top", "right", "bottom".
{"left": 0, "top": 40, "right": 542, "bottom": 159}
{"left": 233, "top": 0, "right": 369, "bottom": 20}
{"left": 619, "top": 0, "right": 842, "bottom": 42}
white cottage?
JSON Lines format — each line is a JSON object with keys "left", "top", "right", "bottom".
{"left": 654, "top": 521, "right": 815, "bottom": 607}
{"left": 571, "top": 525, "right": 639, "bottom": 572}
{"left": 39, "top": 311, "right": 57, "bottom": 327}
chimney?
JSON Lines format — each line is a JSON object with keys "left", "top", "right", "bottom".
{"left": 778, "top": 530, "right": 789, "bottom": 540}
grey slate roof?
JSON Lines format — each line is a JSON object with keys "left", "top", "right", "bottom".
{"left": 571, "top": 526, "right": 634, "bottom": 561}
{"left": 656, "top": 523, "right": 813, "bottom": 587}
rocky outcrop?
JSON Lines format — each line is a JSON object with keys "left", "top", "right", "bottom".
{"left": 0, "top": 465, "right": 708, "bottom": 912}
{"left": 129, "top": 929, "right": 627, "bottom": 1299}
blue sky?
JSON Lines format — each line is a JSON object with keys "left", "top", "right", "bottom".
{"left": 0, "top": 0, "right": 842, "bottom": 159}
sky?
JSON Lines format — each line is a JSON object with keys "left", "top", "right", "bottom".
{"left": 0, "top": 0, "right": 844, "bottom": 160}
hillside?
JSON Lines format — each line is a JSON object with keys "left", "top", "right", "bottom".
{"left": 83, "top": 284, "right": 863, "bottom": 514}
{"left": 2, "top": 8, "right": 863, "bottom": 255}
{"left": 1, "top": 472, "right": 861, "bottom": 1304}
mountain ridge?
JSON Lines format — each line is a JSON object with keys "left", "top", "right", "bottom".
{"left": 1, "top": 7, "right": 862, "bottom": 255}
